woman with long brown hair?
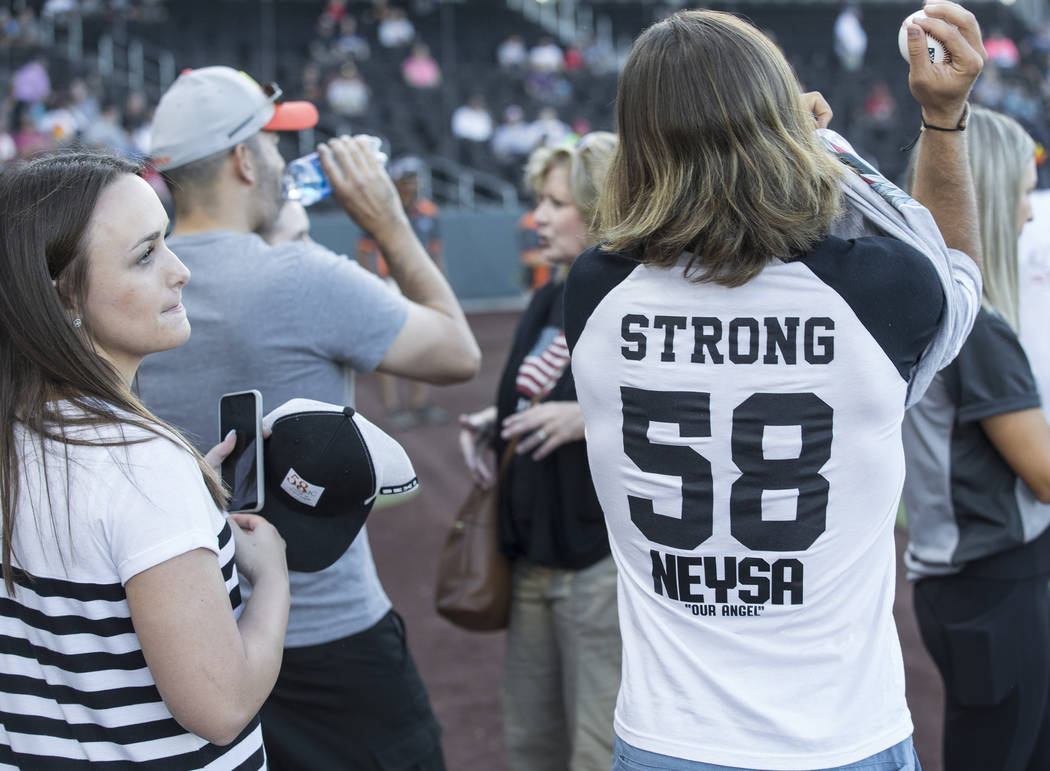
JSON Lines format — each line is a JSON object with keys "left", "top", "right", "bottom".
{"left": 565, "top": 4, "right": 986, "bottom": 770}
{"left": 0, "top": 151, "right": 289, "bottom": 767}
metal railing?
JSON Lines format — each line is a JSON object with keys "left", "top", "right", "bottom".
{"left": 505, "top": 0, "right": 615, "bottom": 53}
{"left": 40, "top": 12, "right": 176, "bottom": 99}
{"left": 423, "top": 154, "right": 519, "bottom": 209}
{"left": 311, "top": 113, "right": 519, "bottom": 210}
{"left": 97, "top": 34, "right": 176, "bottom": 98}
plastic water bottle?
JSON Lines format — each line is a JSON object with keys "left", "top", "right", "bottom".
{"left": 282, "top": 153, "right": 330, "bottom": 207}
{"left": 282, "top": 136, "right": 388, "bottom": 207}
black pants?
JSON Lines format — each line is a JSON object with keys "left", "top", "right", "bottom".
{"left": 914, "top": 574, "right": 1050, "bottom": 771}
{"left": 261, "top": 610, "right": 446, "bottom": 771}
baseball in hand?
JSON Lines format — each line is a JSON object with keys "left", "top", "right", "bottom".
{"left": 898, "top": 10, "right": 951, "bottom": 65}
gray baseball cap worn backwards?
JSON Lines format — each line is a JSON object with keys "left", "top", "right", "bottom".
{"left": 150, "top": 66, "right": 319, "bottom": 171}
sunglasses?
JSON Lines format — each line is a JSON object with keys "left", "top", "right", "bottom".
{"left": 226, "top": 80, "right": 283, "bottom": 140}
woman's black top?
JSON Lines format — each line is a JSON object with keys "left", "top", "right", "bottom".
{"left": 493, "top": 280, "right": 610, "bottom": 570}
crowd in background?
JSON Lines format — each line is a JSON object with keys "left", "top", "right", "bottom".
{"left": 0, "top": 0, "right": 1042, "bottom": 197}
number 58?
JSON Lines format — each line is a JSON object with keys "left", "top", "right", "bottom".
{"left": 621, "top": 387, "right": 833, "bottom": 553}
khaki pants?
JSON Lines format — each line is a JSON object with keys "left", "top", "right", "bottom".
{"left": 503, "top": 556, "right": 622, "bottom": 771}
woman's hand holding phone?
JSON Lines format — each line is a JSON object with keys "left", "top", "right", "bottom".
{"left": 204, "top": 426, "right": 273, "bottom": 478}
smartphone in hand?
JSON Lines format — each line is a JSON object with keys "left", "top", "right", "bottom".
{"left": 219, "top": 390, "right": 265, "bottom": 512}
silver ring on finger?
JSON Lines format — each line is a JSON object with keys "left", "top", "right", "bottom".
{"left": 535, "top": 428, "right": 548, "bottom": 442}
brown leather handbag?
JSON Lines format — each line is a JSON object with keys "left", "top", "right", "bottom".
{"left": 434, "top": 440, "right": 518, "bottom": 632}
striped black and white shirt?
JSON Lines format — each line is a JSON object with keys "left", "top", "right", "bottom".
{"left": 0, "top": 417, "right": 265, "bottom": 769}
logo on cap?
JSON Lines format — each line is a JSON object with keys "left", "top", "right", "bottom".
{"left": 281, "top": 467, "right": 326, "bottom": 507}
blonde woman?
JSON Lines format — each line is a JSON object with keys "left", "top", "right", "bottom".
{"left": 902, "top": 107, "right": 1048, "bottom": 770}
{"left": 459, "top": 132, "right": 620, "bottom": 771}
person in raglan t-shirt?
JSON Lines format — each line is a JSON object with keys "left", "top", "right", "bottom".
{"left": 136, "top": 66, "right": 480, "bottom": 771}
{"left": 565, "top": 5, "right": 986, "bottom": 769}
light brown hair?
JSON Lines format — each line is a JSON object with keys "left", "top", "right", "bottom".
{"left": 597, "top": 10, "right": 843, "bottom": 286}
{"left": 0, "top": 151, "right": 227, "bottom": 593}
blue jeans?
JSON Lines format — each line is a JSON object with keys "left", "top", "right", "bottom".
{"left": 611, "top": 736, "right": 921, "bottom": 771}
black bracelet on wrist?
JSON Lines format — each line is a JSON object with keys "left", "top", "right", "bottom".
{"left": 900, "top": 103, "right": 970, "bottom": 152}
{"left": 921, "top": 102, "right": 971, "bottom": 132}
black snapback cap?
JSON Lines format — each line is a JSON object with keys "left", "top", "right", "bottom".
{"left": 261, "top": 398, "right": 419, "bottom": 572}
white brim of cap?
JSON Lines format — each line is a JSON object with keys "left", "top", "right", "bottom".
{"left": 264, "top": 398, "right": 420, "bottom": 507}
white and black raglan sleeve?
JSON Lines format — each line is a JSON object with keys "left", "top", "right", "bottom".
{"left": 564, "top": 246, "right": 641, "bottom": 354}
{"left": 799, "top": 235, "right": 945, "bottom": 381}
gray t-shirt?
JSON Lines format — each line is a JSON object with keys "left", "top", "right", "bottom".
{"left": 136, "top": 230, "right": 408, "bottom": 647}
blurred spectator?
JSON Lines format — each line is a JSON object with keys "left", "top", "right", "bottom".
{"left": 123, "top": 91, "right": 153, "bottom": 156}
{"left": 83, "top": 99, "right": 135, "bottom": 156}
{"left": 581, "top": 36, "right": 616, "bottom": 75}
{"left": 12, "top": 53, "right": 50, "bottom": 105}
{"left": 532, "top": 107, "right": 571, "bottom": 148}
{"left": 1026, "top": 23, "right": 1050, "bottom": 57}
{"left": 130, "top": 106, "right": 154, "bottom": 157}
{"left": 334, "top": 15, "right": 369, "bottom": 61}
{"left": 327, "top": 62, "right": 370, "bottom": 117}
{"left": 315, "top": 12, "right": 337, "bottom": 49}
{"left": 261, "top": 201, "right": 313, "bottom": 246}
{"left": 369, "top": 0, "right": 391, "bottom": 23}
{"left": 123, "top": 90, "right": 149, "bottom": 131}
{"left": 452, "top": 92, "right": 493, "bottom": 168}
{"left": 378, "top": 6, "right": 415, "bottom": 48}
{"left": 517, "top": 209, "right": 550, "bottom": 291}
{"left": 529, "top": 37, "right": 564, "bottom": 73}
{"left": 356, "top": 156, "right": 446, "bottom": 429}
{"left": 11, "top": 101, "right": 51, "bottom": 156}
{"left": 300, "top": 62, "right": 325, "bottom": 104}
{"left": 985, "top": 29, "right": 1020, "bottom": 69}
{"left": 563, "top": 42, "right": 584, "bottom": 73}
{"left": 321, "top": 0, "right": 347, "bottom": 25}
{"left": 451, "top": 93, "right": 493, "bottom": 143}
{"left": 497, "top": 33, "right": 527, "bottom": 70}
{"left": 1003, "top": 82, "right": 1042, "bottom": 124}
{"left": 14, "top": 5, "right": 40, "bottom": 46}
{"left": 402, "top": 42, "right": 441, "bottom": 89}
{"left": 833, "top": 4, "right": 866, "bottom": 73}
{"left": 974, "top": 64, "right": 1005, "bottom": 109}
{"left": 42, "top": 0, "right": 78, "bottom": 19}
{"left": 68, "top": 76, "right": 100, "bottom": 126}
{"left": 492, "top": 104, "right": 539, "bottom": 164}
{"left": 862, "top": 79, "right": 897, "bottom": 125}
{"left": 0, "top": 121, "right": 15, "bottom": 163}
{"left": 39, "top": 89, "right": 80, "bottom": 142}
{"left": 525, "top": 67, "right": 572, "bottom": 104}
{"left": 0, "top": 7, "right": 16, "bottom": 45}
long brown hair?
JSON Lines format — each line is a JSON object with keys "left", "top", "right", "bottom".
{"left": 597, "top": 10, "right": 843, "bottom": 286}
{"left": 0, "top": 151, "right": 227, "bottom": 592}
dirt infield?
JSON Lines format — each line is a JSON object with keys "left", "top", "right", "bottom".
{"left": 356, "top": 310, "right": 946, "bottom": 771}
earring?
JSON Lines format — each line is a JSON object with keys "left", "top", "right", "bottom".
{"left": 73, "top": 318, "right": 82, "bottom": 328}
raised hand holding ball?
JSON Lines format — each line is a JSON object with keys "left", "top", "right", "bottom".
{"left": 898, "top": 10, "right": 952, "bottom": 64}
